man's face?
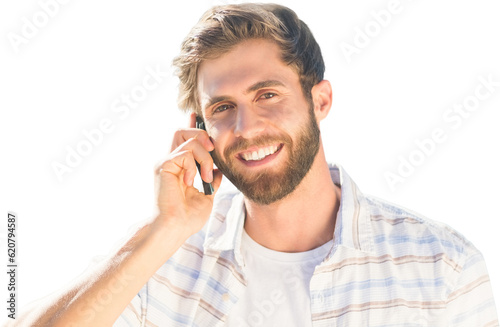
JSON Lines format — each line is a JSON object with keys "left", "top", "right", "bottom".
{"left": 197, "top": 39, "right": 321, "bottom": 205}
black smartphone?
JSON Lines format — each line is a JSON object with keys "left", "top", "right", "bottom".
{"left": 195, "top": 116, "right": 214, "bottom": 195}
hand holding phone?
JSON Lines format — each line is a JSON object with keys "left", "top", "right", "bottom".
{"left": 195, "top": 116, "right": 214, "bottom": 195}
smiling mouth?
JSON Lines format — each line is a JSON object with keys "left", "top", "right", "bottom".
{"left": 238, "top": 144, "right": 283, "bottom": 161}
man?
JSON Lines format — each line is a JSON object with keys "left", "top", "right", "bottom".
{"left": 13, "top": 3, "right": 497, "bottom": 326}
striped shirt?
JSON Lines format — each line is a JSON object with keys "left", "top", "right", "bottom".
{"left": 115, "top": 164, "right": 498, "bottom": 326}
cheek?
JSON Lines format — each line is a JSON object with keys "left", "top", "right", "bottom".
{"left": 206, "top": 117, "right": 232, "bottom": 137}
{"left": 207, "top": 123, "right": 230, "bottom": 155}
{"left": 207, "top": 125, "right": 224, "bottom": 146}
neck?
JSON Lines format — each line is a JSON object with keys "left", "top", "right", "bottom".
{"left": 243, "top": 143, "right": 341, "bottom": 252}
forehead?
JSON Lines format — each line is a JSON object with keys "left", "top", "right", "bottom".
{"left": 197, "top": 39, "right": 299, "bottom": 108}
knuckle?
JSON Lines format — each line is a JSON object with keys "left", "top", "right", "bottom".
{"left": 199, "top": 155, "right": 213, "bottom": 166}
{"left": 156, "top": 151, "right": 191, "bottom": 173}
{"left": 173, "top": 128, "right": 187, "bottom": 138}
{"left": 169, "top": 150, "right": 192, "bottom": 163}
{"left": 172, "top": 130, "right": 183, "bottom": 144}
{"left": 171, "top": 129, "right": 192, "bottom": 149}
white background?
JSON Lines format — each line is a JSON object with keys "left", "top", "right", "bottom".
{"left": 1, "top": 0, "right": 499, "bottom": 322}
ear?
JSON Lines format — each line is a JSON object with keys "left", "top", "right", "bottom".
{"left": 311, "top": 80, "right": 332, "bottom": 122}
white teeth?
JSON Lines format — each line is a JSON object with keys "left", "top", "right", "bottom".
{"left": 241, "top": 145, "right": 280, "bottom": 161}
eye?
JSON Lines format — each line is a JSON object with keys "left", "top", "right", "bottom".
{"left": 259, "top": 92, "right": 277, "bottom": 100}
{"left": 213, "top": 103, "right": 234, "bottom": 113}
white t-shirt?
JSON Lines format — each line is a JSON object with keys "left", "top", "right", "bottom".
{"left": 225, "top": 229, "right": 333, "bottom": 327}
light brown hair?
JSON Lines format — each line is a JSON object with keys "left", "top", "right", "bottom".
{"left": 172, "top": 3, "right": 325, "bottom": 115}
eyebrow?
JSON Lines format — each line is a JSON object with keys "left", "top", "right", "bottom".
{"left": 245, "top": 80, "right": 285, "bottom": 94}
{"left": 203, "top": 80, "right": 286, "bottom": 111}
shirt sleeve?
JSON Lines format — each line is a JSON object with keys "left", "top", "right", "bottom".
{"left": 445, "top": 250, "right": 499, "bottom": 326}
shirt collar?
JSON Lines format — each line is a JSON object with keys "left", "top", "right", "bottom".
{"left": 204, "top": 191, "right": 246, "bottom": 266}
{"left": 330, "top": 164, "right": 374, "bottom": 257}
{"left": 203, "top": 164, "right": 374, "bottom": 266}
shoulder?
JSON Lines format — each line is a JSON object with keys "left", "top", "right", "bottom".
{"left": 364, "top": 195, "right": 479, "bottom": 269}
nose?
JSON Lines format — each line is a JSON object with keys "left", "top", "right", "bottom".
{"left": 233, "top": 104, "right": 265, "bottom": 139}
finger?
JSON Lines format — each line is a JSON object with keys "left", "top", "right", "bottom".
{"left": 173, "top": 138, "right": 214, "bottom": 183}
{"left": 158, "top": 150, "right": 198, "bottom": 187}
{"left": 171, "top": 128, "right": 214, "bottom": 153}
{"left": 189, "top": 112, "right": 197, "bottom": 128}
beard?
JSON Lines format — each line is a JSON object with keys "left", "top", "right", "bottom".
{"left": 211, "top": 105, "right": 320, "bottom": 205}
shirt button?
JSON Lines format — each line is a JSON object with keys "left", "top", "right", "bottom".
{"left": 222, "top": 293, "right": 230, "bottom": 302}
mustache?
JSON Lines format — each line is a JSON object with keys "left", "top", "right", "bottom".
{"left": 222, "top": 134, "right": 292, "bottom": 158}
